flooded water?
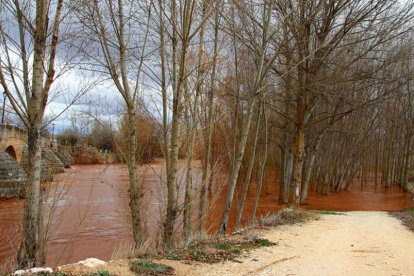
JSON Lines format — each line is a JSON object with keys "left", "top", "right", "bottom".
{"left": 0, "top": 163, "right": 412, "bottom": 267}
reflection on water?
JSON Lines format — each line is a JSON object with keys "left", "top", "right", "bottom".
{"left": 0, "top": 163, "right": 412, "bottom": 266}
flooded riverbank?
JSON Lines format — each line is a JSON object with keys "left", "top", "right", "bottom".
{"left": 0, "top": 163, "right": 412, "bottom": 267}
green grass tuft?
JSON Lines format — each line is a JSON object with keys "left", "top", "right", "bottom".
{"left": 130, "top": 259, "right": 173, "bottom": 275}
{"left": 214, "top": 242, "right": 232, "bottom": 250}
{"left": 251, "top": 237, "right": 275, "bottom": 247}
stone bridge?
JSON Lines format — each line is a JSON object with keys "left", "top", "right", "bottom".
{"left": 0, "top": 123, "right": 56, "bottom": 162}
{"left": 0, "top": 123, "right": 29, "bottom": 162}
{"left": 0, "top": 123, "right": 73, "bottom": 198}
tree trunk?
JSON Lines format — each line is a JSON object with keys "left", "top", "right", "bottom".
{"left": 127, "top": 110, "right": 142, "bottom": 246}
{"left": 217, "top": 97, "right": 257, "bottom": 236}
{"left": 251, "top": 106, "right": 268, "bottom": 222}
{"left": 164, "top": 110, "right": 180, "bottom": 248}
{"left": 18, "top": 127, "right": 42, "bottom": 268}
{"left": 289, "top": 91, "right": 305, "bottom": 208}
{"left": 300, "top": 151, "right": 316, "bottom": 203}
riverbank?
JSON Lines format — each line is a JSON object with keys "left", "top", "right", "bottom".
{"left": 1, "top": 164, "right": 412, "bottom": 268}
{"left": 53, "top": 211, "right": 414, "bottom": 276}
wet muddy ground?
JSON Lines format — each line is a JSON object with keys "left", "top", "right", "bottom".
{"left": 0, "top": 162, "right": 412, "bottom": 267}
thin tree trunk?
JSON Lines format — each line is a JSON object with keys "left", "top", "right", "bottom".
{"left": 235, "top": 106, "right": 261, "bottom": 230}
{"left": 217, "top": 97, "right": 257, "bottom": 236}
{"left": 251, "top": 105, "right": 268, "bottom": 222}
{"left": 197, "top": 0, "right": 220, "bottom": 232}
{"left": 301, "top": 151, "right": 316, "bottom": 203}
{"left": 183, "top": 0, "right": 208, "bottom": 243}
{"left": 217, "top": 1, "right": 273, "bottom": 236}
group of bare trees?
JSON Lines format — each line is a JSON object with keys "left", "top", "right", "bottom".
{"left": 1, "top": 0, "right": 414, "bottom": 269}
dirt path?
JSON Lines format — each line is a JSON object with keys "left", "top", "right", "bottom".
{"left": 162, "top": 212, "right": 414, "bottom": 276}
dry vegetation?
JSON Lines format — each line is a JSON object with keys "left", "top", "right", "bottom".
{"left": 391, "top": 208, "right": 414, "bottom": 232}
{"left": 259, "top": 208, "right": 320, "bottom": 228}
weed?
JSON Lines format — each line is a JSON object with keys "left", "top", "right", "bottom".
{"left": 187, "top": 248, "right": 210, "bottom": 262}
{"left": 214, "top": 242, "right": 231, "bottom": 250}
{"left": 166, "top": 253, "right": 181, "bottom": 260}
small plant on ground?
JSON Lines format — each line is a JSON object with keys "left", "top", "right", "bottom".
{"left": 130, "top": 259, "right": 173, "bottom": 275}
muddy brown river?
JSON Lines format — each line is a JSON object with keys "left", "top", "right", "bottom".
{"left": 0, "top": 162, "right": 412, "bottom": 267}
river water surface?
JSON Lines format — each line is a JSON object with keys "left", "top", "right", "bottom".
{"left": 0, "top": 162, "right": 412, "bottom": 267}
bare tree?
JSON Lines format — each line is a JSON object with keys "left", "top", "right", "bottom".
{"left": 72, "top": 0, "right": 153, "bottom": 247}
{"left": 0, "top": 0, "right": 65, "bottom": 268}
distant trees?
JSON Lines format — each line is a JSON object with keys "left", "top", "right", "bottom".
{"left": 117, "top": 113, "right": 162, "bottom": 164}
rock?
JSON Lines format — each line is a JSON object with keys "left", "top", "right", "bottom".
{"left": 14, "top": 267, "right": 53, "bottom": 275}
{"left": 77, "top": 257, "right": 107, "bottom": 268}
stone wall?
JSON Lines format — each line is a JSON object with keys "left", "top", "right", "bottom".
{"left": 0, "top": 150, "right": 27, "bottom": 198}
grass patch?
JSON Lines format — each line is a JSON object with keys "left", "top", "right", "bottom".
{"left": 130, "top": 259, "right": 173, "bottom": 275}
{"left": 260, "top": 208, "right": 319, "bottom": 227}
{"left": 166, "top": 236, "right": 277, "bottom": 264}
{"left": 391, "top": 208, "right": 414, "bottom": 232}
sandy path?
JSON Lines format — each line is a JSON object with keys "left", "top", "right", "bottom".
{"left": 162, "top": 212, "right": 414, "bottom": 276}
